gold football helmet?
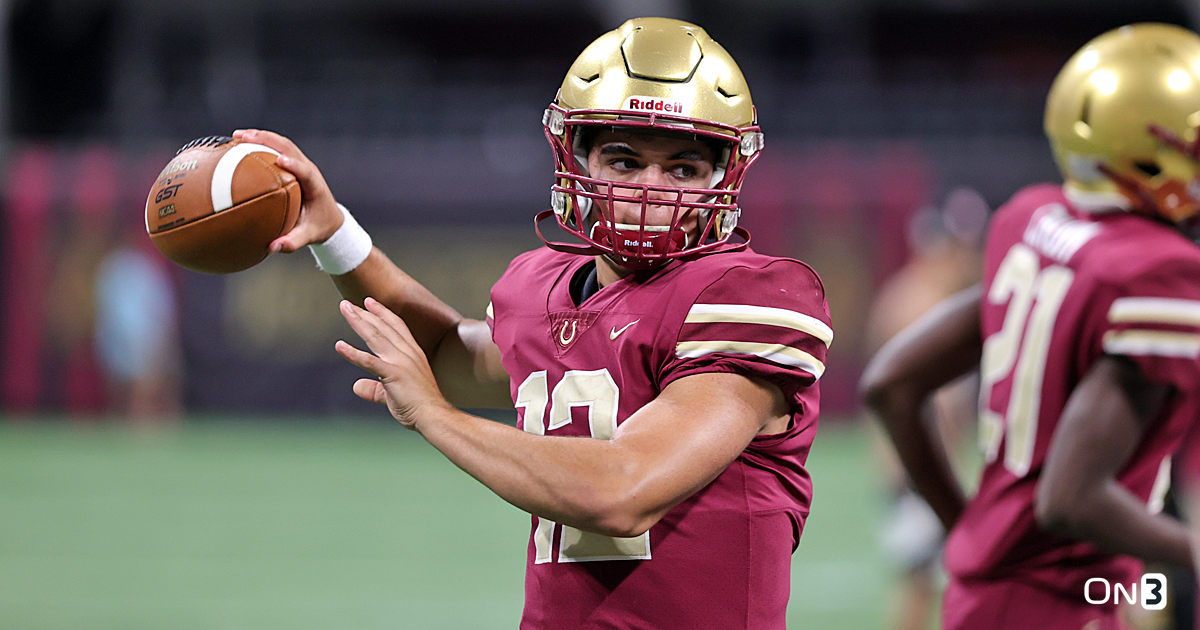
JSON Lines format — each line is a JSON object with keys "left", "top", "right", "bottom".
{"left": 1045, "top": 23, "right": 1200, "bottom": 223}
{"left": 538, "top": 17, "right": 765, "bottom": 269}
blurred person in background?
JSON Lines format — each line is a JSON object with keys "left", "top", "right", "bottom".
{"left": 861, "top": 23, "right": 1200, "bottom": 629}
{"left": 94, "top": 227, "right": 183, "bottom": 423}
{"left": 863, "top": 187, "right": 985, "bottom": 630}
{"left": 236, "top": 18, "right": 830, "bottom": 629}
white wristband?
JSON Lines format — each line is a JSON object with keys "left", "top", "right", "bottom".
{"left": 309, "top": 204, "right": 373, "bottom": 275}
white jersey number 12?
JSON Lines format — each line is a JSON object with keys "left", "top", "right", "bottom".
{"left": 514, "top": 368, "right": 651, "bottom": 563}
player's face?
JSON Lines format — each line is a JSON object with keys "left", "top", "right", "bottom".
{"left": 585, "top": 129, "right": 717, "bottom": 237}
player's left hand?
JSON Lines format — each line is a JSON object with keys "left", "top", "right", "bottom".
{"left": 335, "top": 297, "right": 451, "bottom": 430}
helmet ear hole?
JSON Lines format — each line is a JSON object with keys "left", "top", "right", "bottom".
{"left": 1135, "top": 161, "right": 1163, "bottom": 177}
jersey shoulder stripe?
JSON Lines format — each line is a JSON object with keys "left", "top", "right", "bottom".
{"left": 684, "top": 303, "right": 833, "bottom": 347}
{"left": 674, "top": 340, "right": 825, "bottom": 378}
{"left": 1102, "top": 329, "right": 1200, "bottom": 358}
{"left": 1108, "top": 297, "right": 1200, "bottom": 328}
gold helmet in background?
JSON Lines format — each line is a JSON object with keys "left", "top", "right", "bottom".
{"left": 1046, "top": 23, "right": 1200, "bottom": 223}
{"left": 538, "top": 17, "right": 765, "bottom": 269}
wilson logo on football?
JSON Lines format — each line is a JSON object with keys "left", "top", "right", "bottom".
{"left": 158, "top": 158, "right": 199, "bottom": 179}
{"left": 622, "top": 96, "right": 685, "bottom": 115}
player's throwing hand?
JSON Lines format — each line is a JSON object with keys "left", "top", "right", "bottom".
{"left": 232, "top": 128, "right": 344, "bottom": 254}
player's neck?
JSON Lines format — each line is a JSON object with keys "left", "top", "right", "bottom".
{"left": 595, "top": 255, "right": 633, "bottom": 288}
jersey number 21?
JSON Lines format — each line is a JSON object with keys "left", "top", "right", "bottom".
{"left": 978, "top": 244, "right": 1074, "bottom": 477}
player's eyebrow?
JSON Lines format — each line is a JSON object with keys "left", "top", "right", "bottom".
{"left": 670, "top": 150, "right": 707, "bottom": 162}
{"left": 598, "top": 144, "right": 709, "bottom": 163}
{"left": 598, "top": 143, "right": 639, "bottom": 157}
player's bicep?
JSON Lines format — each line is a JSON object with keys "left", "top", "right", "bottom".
{"left": 430, "top": 318, "right": 511, "bottom": 409}
{"left": 609, "top": 372, "right": 787, "bottom": 526}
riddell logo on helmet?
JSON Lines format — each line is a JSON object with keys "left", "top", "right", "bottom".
{"left": 622, "top": 96, "right": 685, "bottom": 115}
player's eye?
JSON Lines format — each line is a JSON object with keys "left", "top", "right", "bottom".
{"left": 670, "top": 163, "right": 702, "bottom": 180}
{"left": 608, "top": 158, "right": 640, "bottom": 171}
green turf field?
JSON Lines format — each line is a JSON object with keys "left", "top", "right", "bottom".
{"left": 0, "top": 418, "right": 892, "bottom": 629}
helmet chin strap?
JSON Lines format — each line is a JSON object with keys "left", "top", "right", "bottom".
{"left": 587, "top": 215, "right": 691, "bottom": 267}
{"left": 589, "top": 220, "right": 690, "bottom": 248}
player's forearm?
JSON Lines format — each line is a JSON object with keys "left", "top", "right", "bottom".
{"left": 869, "top": 388, "right": 967, "bottom": 530}
{"left": 1037, "top": 357, "right": 1184, "bottom": 563}
{"left": 860, "top": 287, "right": 981, "bottom": 529}
{"left": 415, "top": 407, "right": 664, "bottom": 537}
{"left": 332, "top": 248, "right": 464, "bottom": 357}
{"left": 1038, "top": 481, "right": 1192, "bottom": 567}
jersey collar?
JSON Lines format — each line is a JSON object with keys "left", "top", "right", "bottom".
{"left": 1062, "top": 183, "right": 1132, "bottom": 214}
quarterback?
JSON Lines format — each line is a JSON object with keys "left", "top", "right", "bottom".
{"left": 861, "top": 24, "right": 1200, "bottom": 629}
{"left": 236, "top": 18, "right": 830, "bottom": 629}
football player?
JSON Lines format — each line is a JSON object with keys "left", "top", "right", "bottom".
{"left": 235, "top": 18, "right": 830, "bottom": 629}
{"left": 860, "top": 23, "right": 1200, "bottom": 629}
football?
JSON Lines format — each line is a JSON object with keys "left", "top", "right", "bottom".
{"left": 145, "top": 136, "right": 302, "bottom": 274}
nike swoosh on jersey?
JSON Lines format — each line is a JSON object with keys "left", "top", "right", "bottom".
{"left": 610, "top": 320, "right": 640, "bottom": 340}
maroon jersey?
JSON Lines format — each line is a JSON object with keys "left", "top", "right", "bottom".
{"left": 487, "top": 246, "right": 830, "bottom": 630}
{"left": 945, "top": 183, "right": 1200, "bottom": 598}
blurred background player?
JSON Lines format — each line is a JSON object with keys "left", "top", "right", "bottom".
{"left": 93, "top": 227, "right": 184, "bottom": 423}
{"left": 861, "top": 23, "right": 1200, "bottom": 630}
{"left": 863, "top": 187, "right": 986, "bottom": 630}
{"left": 93, "top": 238, "right": 183, "bottom": 422}
{"left": 237, "top": 18, "right": 830, "bottom": 629}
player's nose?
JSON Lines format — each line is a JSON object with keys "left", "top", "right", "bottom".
{"left": 633, "top": 164, "right": 672, "bottom": 188}
{"left": 633, "top": 168, "right": 683, "bottom": 209}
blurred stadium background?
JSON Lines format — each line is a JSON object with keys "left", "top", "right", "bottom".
{"left": 2, "top": 0, "right": 1196, "bottom": 628}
